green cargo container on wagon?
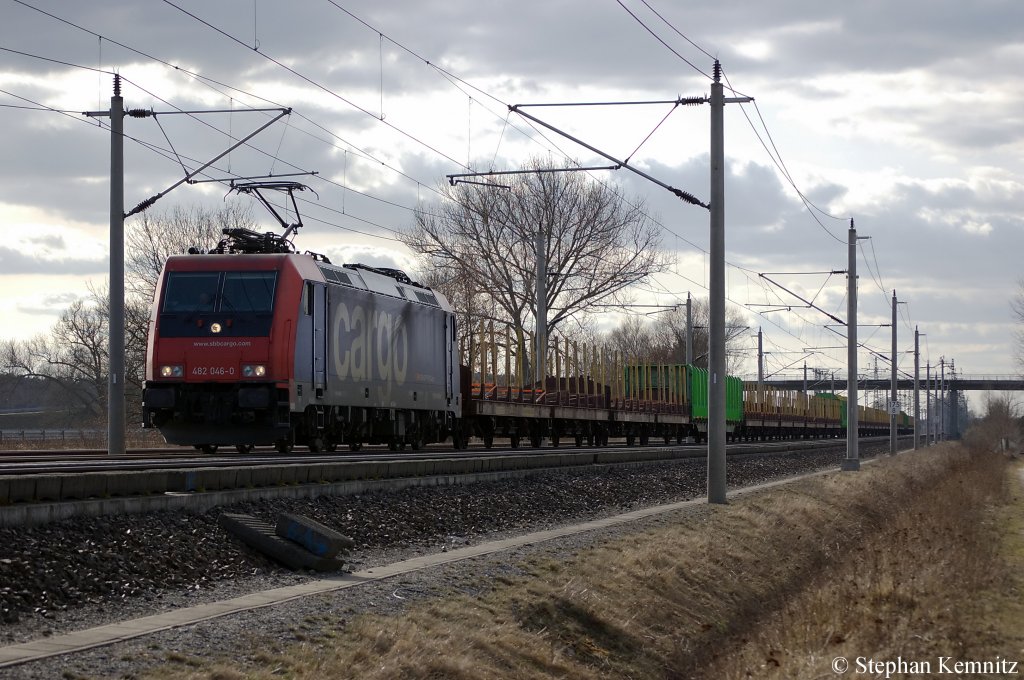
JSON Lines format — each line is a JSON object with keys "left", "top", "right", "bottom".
{"left": 816, "top": 392, "right": 847, "bottom": 428}
{"left": 622, "top": 364, "right": 743, "bottom": 424}
{"left": 726, "top": 374, "right": 744, "bottom": 422}
{"left": 689, "top": 366, "right": 708, "bottom": 419}
{"left": 687, "top": 366, "right": 743, "bottom": 424}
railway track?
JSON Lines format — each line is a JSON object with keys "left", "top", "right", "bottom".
{"left": 0, "top": 437, "right": 893, "bottom": 475}
{"left": 0, "top": 436, "right": 910, "bottom": 527}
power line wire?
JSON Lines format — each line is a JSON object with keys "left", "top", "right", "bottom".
{"left": 7, "top": 0, "right": 454, "bottom": 206}
{"left": 162, "top": 0, "right": 467, "bottom": 169}
{"left": 617, "top": 2, "right": 848, "bottom": 244}
{"left": 614, "top": 0, "right": 713, "bottom": 80}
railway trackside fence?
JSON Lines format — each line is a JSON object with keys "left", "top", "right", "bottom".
{"left": 0, "top": 429, "right": 103, "bottom": 444}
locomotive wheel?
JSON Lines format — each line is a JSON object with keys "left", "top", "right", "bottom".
{"left": 574, "top": 434, "right": 583, "bottom": 448}
{"left": 664, "top": 434, "right": 672, "bottom": 445}
{"left": 551, "top": 434, "right": 560, "bottom": 448}
{"left": 530, "top": 431, "right": 542, "bottom": 448}
{"left": 348, "top": 442, "right": 362, "bottom": 452}
{"left": 307, "top": 437, "right": 325, "bottom": 453}
{"left": 510, "top": 434, "right": 520, "bottom": 449}
{"left": 388, "top": 441, "right": 397, "bottom": 451}
{"left": 200, "top": 444, "right": 218, "bottom": 455}
{"left": 275, "top": 439, "right": 293, "bottom": 454}
{"left": 626, "top": 434, "right": 636, "bottom": 447}
{"left": 235, "top": 444, "right": 253, "bottom": 454}
{"left": 482, "top": 434, "right": 494, "bottom": 449}
{"left": 639, "top": 434, "right": 649, "bottom": 446}
{"left": 410, "top": 436, "right": 423, "bottom": 451}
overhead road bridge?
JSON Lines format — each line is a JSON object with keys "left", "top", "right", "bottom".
{"left": 763, "top": 374, "right": 1024, "bottom": 392}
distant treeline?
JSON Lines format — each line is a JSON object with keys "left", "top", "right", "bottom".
{"left": 0, "top": 374, "right": 93, "bottom": 427}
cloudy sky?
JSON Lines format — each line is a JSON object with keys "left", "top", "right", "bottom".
{"left": 1, "top": 0, "right": 1022, "bottom": 401}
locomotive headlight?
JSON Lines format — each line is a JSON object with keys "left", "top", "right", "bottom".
{"left": 160, "top": 364, "right": 184, "bottom": 378}
{"left": 242, "top": 364, "right": 266, "bottom": 378}
{"left": 210, "top": 322, "right": 223, "bottom": 334}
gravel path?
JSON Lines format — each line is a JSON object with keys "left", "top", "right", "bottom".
{"left": 0, "top": 446, "right": 878, "bottom": 679}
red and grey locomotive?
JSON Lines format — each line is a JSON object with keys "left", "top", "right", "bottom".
{"left": 142, "top": 226, "right": 464, "bottom": 453}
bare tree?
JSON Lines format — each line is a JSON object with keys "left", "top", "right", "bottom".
{"left": 0, "top": 299, "right": 109, "bottom": 420}
{"left": 404, "top": 157, "right": 670, "bottom": 344}
{"left": 648, "top": 298, "right": 750, "bottom": 372}
{"left": 1013, "top": 278, "right": 1024, "bottom": 373}
{"left": 89, "top": 283, "right": 148, "bottom": 393}
{"left": 126, "top": 202, "right": 255, "bottom": 304}
{"left": 605, "top": 314, "right": 658, "bottom": 361}
{"left": 965, "top": 392, "right": 1021, "bottom": 452}
{"left": 600, "top": 298, "right": 750, "bottom": 371}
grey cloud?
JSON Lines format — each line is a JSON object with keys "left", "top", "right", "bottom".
{"left": 15, "top": 292, "right": 82, "bottom": 316}
{"left": 0, "top": 246, "right": 105, "bottom": 275}
{"left": 29, "top": 234, "right": 66, "bottom": 250}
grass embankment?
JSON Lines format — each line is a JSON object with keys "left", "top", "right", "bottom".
{"left": 150, "top": 444, "right": 1022, "bottom": 679}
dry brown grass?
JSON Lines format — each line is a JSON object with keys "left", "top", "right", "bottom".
{"left": 704, "top": 446, "right": 1019, "bottom": 679}
{"left": 144, "top": 443, "right": 1018, "bottom": 680}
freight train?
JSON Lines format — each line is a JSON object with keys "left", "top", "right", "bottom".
{"left": 142, "top": 228, "right": 913, "bottom": 453}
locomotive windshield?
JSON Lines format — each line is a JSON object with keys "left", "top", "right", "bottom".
{"left": 159, "top": 271, "right": 277, "bottom": 337}
{"left": 162, "top": 272, "right": 277, "bottom": 313}
{"left": 162, "top": 273, "right": 221, "bottom": 313}
{"left": 221, "top": 272, "right": 276, "bottom": 313}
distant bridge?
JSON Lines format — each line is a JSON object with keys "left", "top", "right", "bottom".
{"left": 761, "top": 374, "right": 1024, "bottom": 392}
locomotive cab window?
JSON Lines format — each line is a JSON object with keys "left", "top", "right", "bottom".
{"left": 222, "top": 272, "right": 277, "bottom": 313}
{"left": 162, "top": 273, "right": 220, "bottom": 313}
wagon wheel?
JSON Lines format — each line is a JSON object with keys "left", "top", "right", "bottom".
{"left": 275, "top": 439, "right": 293, "bottom": 454}
{"left": 200, "top": 444, "right": 218, "bottom": 455}
{"left": 235, "top": 444, "right": 254, "bottom": 454}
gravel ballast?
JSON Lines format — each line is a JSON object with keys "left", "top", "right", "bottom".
{"left": 0, "top": 446, "right": 879, "bottom": 678}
